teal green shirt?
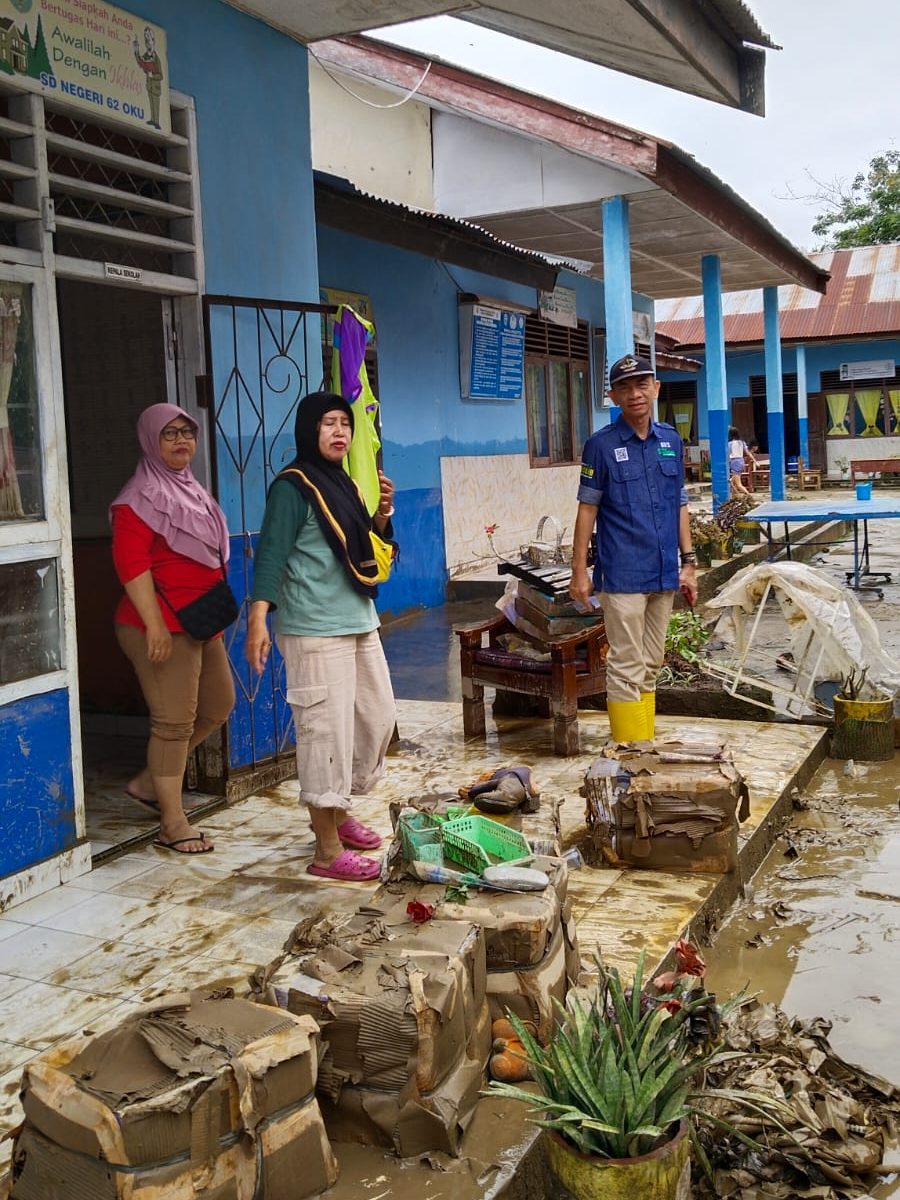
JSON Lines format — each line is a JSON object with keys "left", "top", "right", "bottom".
{"left": 251, "top": 479, "right": 378, "bottom": 636}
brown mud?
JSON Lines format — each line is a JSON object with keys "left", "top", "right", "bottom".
{"left": 703, "top": 754, "right": 900, "bottom": 1198}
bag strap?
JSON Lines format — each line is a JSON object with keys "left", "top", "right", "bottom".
{"left": 152, "top": 548, "right": 227, "bottom": 616}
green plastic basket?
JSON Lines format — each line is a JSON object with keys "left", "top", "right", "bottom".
{"left": 398, "top": 812, "right": 443, "bottom": 864}
{"left": 439, "top": 814, "right": 531, "bottom": 874}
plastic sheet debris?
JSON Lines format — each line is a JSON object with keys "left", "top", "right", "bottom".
{"left": 705, "top": 561, "right": 900, "bottom": 718}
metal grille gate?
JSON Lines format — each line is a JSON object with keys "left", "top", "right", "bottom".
{"left": 201, "top": 295, "right": 332, "bottom": 777}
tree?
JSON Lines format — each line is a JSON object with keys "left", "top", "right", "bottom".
{"left": 811, "top": 150, "right": 900, "bottom": 249}
{"left": 27, "top": 16, "right": 51, "bottom": 80}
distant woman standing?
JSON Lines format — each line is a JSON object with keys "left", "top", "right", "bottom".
{"left": 111, "top": 403, "right": 235, "bottom": 854}
{"left": 728, "top": 426, "right": 752, "bottom": 497}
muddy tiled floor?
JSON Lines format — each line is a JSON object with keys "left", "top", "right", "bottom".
{"left": 0, "top": 698, "right": 825, "bottom": 1177}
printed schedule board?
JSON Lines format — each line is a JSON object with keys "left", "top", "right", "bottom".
{"left": 459, "top": 303, "right": 525, "bottom": 400}
{"left": 0, "top": 0, "right": 170, "bottom": 135}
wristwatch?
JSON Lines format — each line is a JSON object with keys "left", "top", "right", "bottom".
{"left": 680, "top": 550, "right": 697, "bottom": 565}
{"left": 379, "top": 505, "right": 395, "bottom": 518}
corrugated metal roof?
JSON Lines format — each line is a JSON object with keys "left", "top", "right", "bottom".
{"left": 655, "top": 245, "right": 900, "bottom": 346}
{"left": 315, "top": 171, "right": 559, "bottom": 270}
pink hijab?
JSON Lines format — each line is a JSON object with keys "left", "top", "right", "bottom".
{"left": 110, "top": 403, "right": 230, "bottom": 568}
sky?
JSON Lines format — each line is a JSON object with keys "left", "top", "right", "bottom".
{"left": 372, "top": 0, "right": 898, "bottom": 253}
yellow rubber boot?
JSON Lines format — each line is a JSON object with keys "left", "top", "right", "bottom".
{"left": 606, "top": 699, "right": 648, "bottom": 743}
{"left": 640, "top": 691, "right": 656, "bottom": 742}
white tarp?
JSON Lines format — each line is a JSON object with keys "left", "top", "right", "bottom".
{"left": 706, "top": 561, "right": 900, "bottom": 697}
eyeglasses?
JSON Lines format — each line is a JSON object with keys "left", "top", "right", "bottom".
{"left": 160, "top": 425, "right": 197, "bottom": 443}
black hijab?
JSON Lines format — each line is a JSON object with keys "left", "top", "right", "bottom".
{"left": 278, "top": 391, "right": 383, "bottom": 598}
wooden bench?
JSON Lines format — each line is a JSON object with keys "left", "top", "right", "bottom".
{"left": 851, "top": 458, "right": 900, "bottom": 483}
{"left": 796, "top": 455, "right": 822, "bottom": 491}
{"left": 455, "top": 613, "right": 608, "bottom": 756}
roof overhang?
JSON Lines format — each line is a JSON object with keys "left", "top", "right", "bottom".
{"left": 312, "top": 37, "right": 828, "bottom": 300}
{"left": 222, "top": 0, "right": 774, "bottom": 114}
{"left": 314, "top": 174, "right": 560, "bottom": 291}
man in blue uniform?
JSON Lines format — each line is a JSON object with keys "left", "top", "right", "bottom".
{"left": 569, "top": 355, "right": 697, "bottom": 742}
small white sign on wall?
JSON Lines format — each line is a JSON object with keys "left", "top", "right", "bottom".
{"left": 840, "top": 359, "right": 895, "bottom": 381}
{"left": 539, "top": 286, "right": 577, "bottom": 328}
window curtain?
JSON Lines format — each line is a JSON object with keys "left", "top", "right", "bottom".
{"left": 854, "top": 388, "right": 883, "bottom": 437}
{"left": 671, "top": 402, "right": 694, "bottom": 441}
{"left": 825, "top": 392, "right": 850, "bottom": 437}
{"left": 888, "top": 388, "right": 900, "bottom": 433}
{"left": 0, "top": 292, "right": 23, "bottom": 519}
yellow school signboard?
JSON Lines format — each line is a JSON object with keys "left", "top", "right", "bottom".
{"left": 0, "top": 0, "right": 170, "bottom": 135}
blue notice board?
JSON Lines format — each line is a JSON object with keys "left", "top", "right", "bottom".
{"left": 462, "top": 304, "right": 525, "bottom": 400}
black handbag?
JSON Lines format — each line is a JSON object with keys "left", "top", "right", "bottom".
{"left": 155, "top": 554, "right": 239, "bottom": 641}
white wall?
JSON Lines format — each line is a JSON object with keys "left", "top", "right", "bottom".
{"left": 433, "top": 111, "right": 654, "bottom": 218}
{"left": 309, "top": 62, "right": 434, "bottom": 209}
{"left": 826, "top": 436, "right": 900, "bottom": 476}
{"left": 441, "top": 453, "right": 581, "bottom": 575}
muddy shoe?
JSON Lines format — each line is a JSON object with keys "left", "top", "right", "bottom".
{"left": 473, "top": 774, "right": 528, "bottom": 814}
{"left": 471, "top": 766, "right": 541, "bottom": 815}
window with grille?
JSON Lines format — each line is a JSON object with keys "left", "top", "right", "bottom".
{"left": 658, "top": 380, "right": 697, "bottom": 442}
{"left": 525, "top": 315, "right": 591, "bottom": 466}
{"left": 0, "top": 80, "right": 200, "bottom": 287}
{"left": 817, "top": 372, "right": 898, "bottom": 439}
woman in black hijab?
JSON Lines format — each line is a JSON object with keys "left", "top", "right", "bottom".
{"left": 246, "top": 392, "right": 397, "bottom": 881}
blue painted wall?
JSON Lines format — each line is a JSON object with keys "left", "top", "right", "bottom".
{"left": 0, "top": 692, "right": 75, "bottom": 878}
{"left": 316, "top": 226, "right": 619, "bottom": 613}
{"left": 128, "top": 0, "right": 318, "bottom": 300}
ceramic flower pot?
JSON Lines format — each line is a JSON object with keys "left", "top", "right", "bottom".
{"left": 545, "top": 1120, "right": 690, "bottom": 1200}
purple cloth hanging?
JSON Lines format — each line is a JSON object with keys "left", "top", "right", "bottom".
{"left": 333, "top": 308, "right": 368, "bottom": 402}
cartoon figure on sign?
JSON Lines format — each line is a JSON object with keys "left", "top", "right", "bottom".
{"left": 133, "top": 26, "right": 163, "bottom": 129}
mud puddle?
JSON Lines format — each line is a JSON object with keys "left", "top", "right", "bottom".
{"left": 703, "top": 754, "right": 900, "bottom": 1196}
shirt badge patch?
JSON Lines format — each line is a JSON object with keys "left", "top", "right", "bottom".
{"left": 580, "top": 465, "right": 594, "bottom": 479}
{"left": 659, "top": 440, "right": 671, "bottom": 448}
{"left": 614, "top": 447, "right": 629, "bottom": 462}
{"left": 658, "top": 447, "right": 676, "bottom": 457}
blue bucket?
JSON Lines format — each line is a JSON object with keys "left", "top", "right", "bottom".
{"left": 856, "top": 481, "right": 872, "bottom": 501}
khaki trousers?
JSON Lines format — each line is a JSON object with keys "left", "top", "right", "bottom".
{"left": 278, "top": 631, "right": 396, "bottom": 811}
{"left": 116, "top": 625, "right": 235, "bottom": 779}
{"left": 599, "top": 591, "right": 675, "bottom": 704}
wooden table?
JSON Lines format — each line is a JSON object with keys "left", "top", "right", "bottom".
{"left": 850, "top": 458, "right": 900, "bottom": 482}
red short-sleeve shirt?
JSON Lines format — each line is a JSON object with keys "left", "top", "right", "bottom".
{"left": 111, "top": 504, "right": 226, "bottom": 635}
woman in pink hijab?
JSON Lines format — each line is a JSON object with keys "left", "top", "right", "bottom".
{"left": 110, "top": 403, "right": 235, "bottom": 854}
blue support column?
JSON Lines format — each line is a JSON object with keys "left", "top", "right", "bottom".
{"left": 601, "top": 196, "right": 632, "bottom": 424}
{"left": 701, "top": 254, "right": 729, "bottom": 511}
{"left": 763, "top": 286, "right": 785, "bottom": 500}
{"left": 796, "top": 344, "right": 809, "bottom": 466}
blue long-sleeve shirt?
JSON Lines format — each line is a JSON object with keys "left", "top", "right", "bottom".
{"left": 576, "top": 417, "right": 688, "bottom": 594}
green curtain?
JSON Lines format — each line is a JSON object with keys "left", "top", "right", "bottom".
{"left": 854, "top": 388, "right": 883, "bottom": 437}
{"left": 825, "top": 392, "right": 850, "bottom": 437}
{"left": 889, "top": 388, "right": 900, "bottom": 433}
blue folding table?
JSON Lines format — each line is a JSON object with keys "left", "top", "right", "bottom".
{"left": 745, "top": 497, "right": 900, "bottom": 599}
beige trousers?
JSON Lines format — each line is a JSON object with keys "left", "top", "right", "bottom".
{"left": 278, "top": 631, "right": 396, "bottom": 810}
{"left": 116, "top": 625, "right": 235, "bottom": 778}
{"left": 599, "top": 591, "right": 675, "bottom": 703}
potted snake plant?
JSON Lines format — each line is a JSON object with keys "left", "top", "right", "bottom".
{"left": 488, "top": 945, "right": 791, "bottom": 1200}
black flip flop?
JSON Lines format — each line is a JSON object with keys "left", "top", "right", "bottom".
{"left": 154, "top": 835, "right": 213, "bottom": 854}
{"left": 126, "top": 788, "right": 161, "bottom": 816}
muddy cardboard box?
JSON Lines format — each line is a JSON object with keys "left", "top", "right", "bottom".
{"left": 320, "top": 1004, "right": 492, "bottom": 1158}
{"left": 587, "top": 739, "right": 750, "bottom": 874}
{"left": 363, "top": 868, "right": 566, "bottom": 971}
{"left": 264, "top": 918, "right": 485, "bottom": 1096}
{"left": 486, "top": 907, "right": 580, "bottom": 1044}
{"left": 10, "top": 994, "right": 337, "bottom": 1200}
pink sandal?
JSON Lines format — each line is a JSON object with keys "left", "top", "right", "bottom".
{"left": 336, "top": 816, "right": 383, "bottom": 850}
{"left": 307, "top": 850, "right": 381, "bottom": 881}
